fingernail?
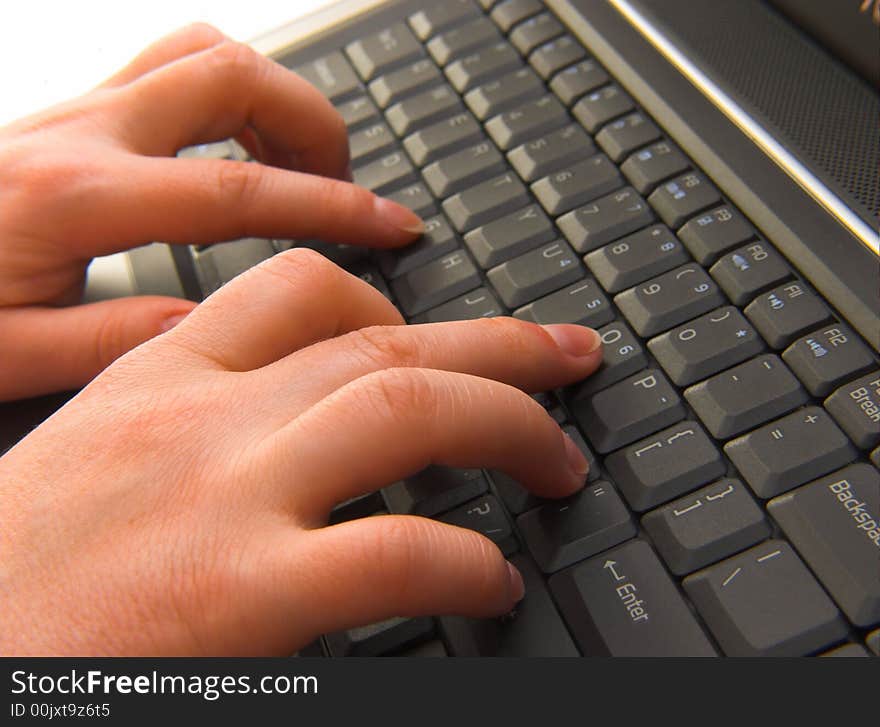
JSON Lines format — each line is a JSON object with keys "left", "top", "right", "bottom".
{"left": 541, "top": 324, "right": 601, "bottom": 358}
{"left": 507, "top": 561, "right": 525, "bottom": 603}
{"left": 374, "top": 196, "right": 425, "bottom": 235}
{"left": 344, "top": 162, "right": 354, "bottom": 182}
{"left": 562, "top": 430, "right": 590, "bottom": 478}
{"left": 159, "top": 312, "right": 189, "bottom": 333}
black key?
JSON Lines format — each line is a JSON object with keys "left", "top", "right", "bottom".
{"left": 464, "top": 204, "right": 555, "bottom": 268}
{"left": 725, "top": 406, "right": 858, "bottom": 498}
{"left": 549, "top": 60, "right": 610, "bottom": 105}
{"left": 528, "top": 35, "right": 586, "bottom": 79}
{"left": 348, "top": 261, "right": 392, "bottom": 300}
{"left": 678, "top": 205, "right": 757, "bottom": 265}
{"left": 329, "top": 492, "right": 385, "bottom": 525}
{"left": 490, "top": 470, "right": 543, "bottom": 516}
{"left": 642, "top": 478, "right": 770, "bottom": 576}
{"left": 782, "top": 323, "right": 877, "bottom": 397}
{"left": 382, "top": 467, "right": 488, "bottom": 516}
{"left": 403, "top": 112, "right": 482, "bottom": 165}
{"left": 290, "top": 52, "right": 360, "bottom": 103}
{"left": 463, "top": 67, "right": 544, "bottom": 120}
{"left": 195, "top": 238, "right": 274, "bottom": 294}
{"left": 445, "top": 42, "right": 522, "bottom": 92}
{"left": 345, "top": 24, "right": 424, "bottom": 81}
{"left": 368, "top": 58, "right": 441, "bottom": 108}
{"left": 325, "top": 616, "right": 434, "bottom": 657}
{"left": 507, "top": 124, "right": 596, "bottom": 182}
{"left": 514, "top": 277, "right": 613, "bottom": 328}
{"left": 573, "top": 369, "right": 686, "bottom": 454}
{"left": 620, "top": 140, "right": 691, "bottom": 194}
{"left": 605, "top": 421, "right": 726, "bottom": 512}
{"left": 485, "top": 95, "right": 567, "bottom": 150}
{"left": 595, "top": 112, "right": 661, "bottom": 163}
{"left": 422, "top": 140, "right": 506, "bottom": 198}
{"left": 824, "top": 372, "right": 880, "bottom": 449}
{"left": 409, "top": 1, "right": 479, "bottom": 40}
{"left": 869, "top": 630, "right": 880, "bottom": 656}
{"left": 518, "top": 481, "right": 636, "bottom": 573}
{"left": 648, "top": 172, "right": 722, "bottom": 229}
{"left": 426, "top": 17, "right": 500, "bottom": 66}
{"left": 349, "top": 122, "right": 395, "bottom": 162}
{"left": 684, "top": 354, "right": 808, "bottom": 439}
{"left": 550, "top": 540, "right": 718, "bottom": 656}
{"left": 413, "top": 286, "right": 505, "bottom": 323}
{"left": 572, "top": 84, "right": 634, "bottom": 133}
{"left": 744, "top": 281, "right": 834, "bottom": 349}
{"left": 352, "top": 150, "right": 416, "bottom": 194}
{"left": 821, "top": 644, "right": 872, "bottom": 658}
{"left": 439, "top": 494, "right": 517, "bottom": 556}
{"left": 613, "top": 264, "right": 726, "bottom": 337}
{"left": 386, "top": 85, "right": 462, "bottom": 136}
{"left": 396, "top": 640, "right": 448, "bottom": 657}
{"left": 509, "top": 12, "right": 564, "bottom": 54}
{"left": 439, "top": 553, "right": 579, "bottom": 656}
{"left": 683, "top": 540, "right": 847, "bottom": 656}
{"left": 443, "top": 172, "right": 530, "bottom": 231}
{"left": 557, "top": 187, "right": 655, "bottom": 254}
{"left": 377, "top": 214, "right": 459, "bottom": 279}
{"left": 387, "top": 182, "right": 438, "bottom": 218}
{"left": 487, "top": 240, "right": 584, "bottom": 308}
{"left": 274, "top": 239, "right": 367, "bottom": 268}
{"left": 391, "top": 250, "right": 481, "bottom": 316}
{"left": 336, "top": 95, "right": 379, "bottom": 129}
{"left": 768, "top": 464, "right": 880, "bottom": 627}
{"left": 566, "top": 320, "right": 647, "bottom": 397}
{"left": 709, "top": 239, "right": 792, "bottom": 305}
{"left": 532, "top": 154, "right": 624, "bottom": 217}
{"left": 490, "top": 0, "right": 542, "bottom": 32}
{"left": 648, "top": 306, "right": 765, "bottom": 386}
{"left": 585, "top": 224, "right": 690, "bottom": 293}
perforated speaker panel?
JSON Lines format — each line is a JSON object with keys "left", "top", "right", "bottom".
{"left": 630, "top": 0, "right": 879, "bottom": 227}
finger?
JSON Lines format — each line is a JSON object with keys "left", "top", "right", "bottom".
{"left": 263, "top": 367, "right": 590, "bottom": 520}
{"left": 0, "top": 297, "right": 195, "bottom": 401}
{"left": 97, "top": 23, "right": 228, "bottom": 88}
{"left": 164, "top": 248, "right": 403, "bottom": 371}
{"left": 270, "top": 316, "right": 602, "bottom": 410}
{"left": 78, "top": 156, "right": 423, "bottom": 252}
{"left": 264, "top": 516, "right": 523, "bottom": 641}
{"left": 117, "top": 40, "right": 349, "bottom": 178}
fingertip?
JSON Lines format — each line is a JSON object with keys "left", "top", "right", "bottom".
{"left": 540, "top": 324, "right": 602, "bottom": 359}
{"left": 373, "top": 196, "right": 425, "bottom": 239}
{"left": 507, "top": 561, "right": 525, "bottom": 604}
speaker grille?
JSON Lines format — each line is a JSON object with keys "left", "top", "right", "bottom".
{"left": 632, "top": 0, "right": 879, "bottom": 227}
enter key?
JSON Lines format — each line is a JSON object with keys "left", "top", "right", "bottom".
{"left": 549, "top": 539, "right": 717, "bottom": 656}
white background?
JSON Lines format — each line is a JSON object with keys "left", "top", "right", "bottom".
{"left": 1, "top": 0, "right": 334, "bottom": 126}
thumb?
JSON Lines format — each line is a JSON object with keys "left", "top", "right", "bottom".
{"left": 0, "top": 297, "right": 196, "bottom": 401}
{"left": 271, "top": 515, "right": 524, "bottom": 643}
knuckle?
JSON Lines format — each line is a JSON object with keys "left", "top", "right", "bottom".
{"left": 94, "top": 311, "right": 127, "bottom": 370}
{"left": 208, "top": 40, "right": 262, "bottom": 86}
{"left": 355, "top": 367, "right": 434, "bottom": 424}
{"left": 178, "top": 22, "right": 226, "bottom": 46}
{"left": 346, "top": 325, "right": 421, "bottom": 369}
{"left": 215, "top": 161, "right": 263, "bottom": 211}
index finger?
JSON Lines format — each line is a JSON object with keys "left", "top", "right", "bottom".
{"left": 115, "top": 40, "right": 350, "bottom": 179}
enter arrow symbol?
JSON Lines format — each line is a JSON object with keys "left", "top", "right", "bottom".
{"left": 603, "top": 560, "right": 625, "bottom": 581}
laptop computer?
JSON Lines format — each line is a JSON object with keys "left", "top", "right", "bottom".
{"left": 7, "top": 0, "right": 880, "bottom": 656}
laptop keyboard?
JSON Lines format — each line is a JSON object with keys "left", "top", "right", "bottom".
{"left": 179, "top": 0, "right": 880, "bottom": 657}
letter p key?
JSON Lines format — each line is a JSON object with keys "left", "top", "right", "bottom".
{"left": 634, "top": 374, "right": 657, "bottom": 389}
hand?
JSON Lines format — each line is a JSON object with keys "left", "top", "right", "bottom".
{"left": 0, "top": 248, "right": 602, "bottom": 655}
{"left": 0, "top": 24, "right": 423, "bottom": 401}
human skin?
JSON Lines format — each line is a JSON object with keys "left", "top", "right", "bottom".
{"left": 0, "top": 25, "right": 602, "bottom": 655}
